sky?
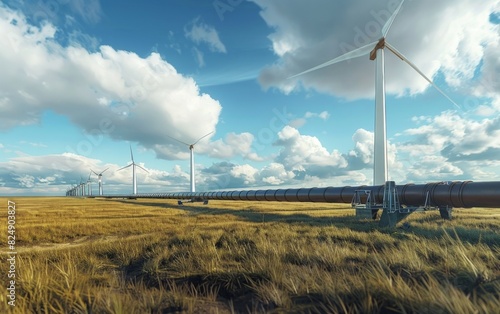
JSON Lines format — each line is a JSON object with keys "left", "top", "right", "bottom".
{"left": 0, "top": 0, "right": 499, "bottom": 196}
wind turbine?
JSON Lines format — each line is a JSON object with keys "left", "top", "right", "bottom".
{"left": 91, "top": 168, "right": 109, "bottom": 196}
{"left": 86, "top": 171, "right": 93, "bottom": 196}
{"left": 167, "top": 131, "right": 214, "bottom": 193}
{"left": 79, "top": 176, "right": 85, "bottom": 196}
{"left": 117, "top": 145, "right": 149, "bottom": 195}
{"left": 289, "top": 0, "right": 458, "bottom": 185}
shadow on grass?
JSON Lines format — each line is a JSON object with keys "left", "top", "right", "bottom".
{"left": 104, "top": 199, "right": 500, "bottom": 247}
{"left": 108, "top": 199, "right": 371, "bottom": 227}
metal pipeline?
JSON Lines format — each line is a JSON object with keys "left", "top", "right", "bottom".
{"left": 102, "top": 181, "right": 500, "bottom": 208}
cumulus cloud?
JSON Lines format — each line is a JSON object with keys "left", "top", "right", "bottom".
{"left": 402, "top": 112, "right": 500, "bottom": 162}
{"left": 0, "top": 152, "right": 196, "bottom": 195}
{"left": 0, "top": 6, "right": 221, "bottom": 159}
{"left": 393, "top": 111, "right": 500, "bottom": 182}
{"left": 252, "top": 0, "right": 499, "bottom": 100}
{"left": 231, "top": 164, "right": 258, "bottom": 185}
{"left": 274, "top": 126, "right": 348, "bottom": 178}
{"left": 198, "top": 161, "right": 295, "bottom": 190}
{"left": 198, "top": 132, "right": 264, "bottom": 161}
{"left": 346, "top": 129, "right": 375, "bottom": 170}
{"left": 0, "top": 153, "right": 103, "bottom": 194}
{"left": 259, "top": 162, "right": 295, "bottom": 185}
{"left": 199, "top": 161, "right": 247, "bottom": 190}
{"left": 405, "top": 155, "right": 464, "bottom": 182}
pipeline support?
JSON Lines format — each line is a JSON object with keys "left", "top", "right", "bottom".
{"left": 88, "top": 180, "right": 500, "bottom": 227}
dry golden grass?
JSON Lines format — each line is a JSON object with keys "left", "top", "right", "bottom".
{"left": 0, "top": 197, "right": 499, "bottom": 313}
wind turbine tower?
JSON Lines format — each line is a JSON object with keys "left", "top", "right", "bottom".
{"left": 167, "top": 131, "right": 213, "bottom": 193}
{"left": 117, "top": 146, "right": 149, "bottom": 195}
{"left": 79, "top": 177, "right": 85, "bottom": 196}
{"left": 86, "top": 171, "right": 93, "bottom": 196}
{"left": 91, "top": 168, "right": 109, "bottom": 196}
{"left": 290, "top": 0, "right": 458, "bottom": 185}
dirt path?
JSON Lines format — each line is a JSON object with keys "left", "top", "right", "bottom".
{"left": 1, "top": 233, "right": 154, "bottom": 254}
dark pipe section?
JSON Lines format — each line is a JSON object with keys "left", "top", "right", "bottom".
{"left": 101, "top": 181, "right": 500, "bottom": 208}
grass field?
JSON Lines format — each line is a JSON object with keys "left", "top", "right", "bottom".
{"left": 1, "top": 197, "right": 499, "bottom": 313}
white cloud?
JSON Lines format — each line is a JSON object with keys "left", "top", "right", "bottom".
{"left": 473, "top": 26, "right": 500, "bottom": 101}
{"left": 16, "top": 174, "right": 35, "bottom": 188}
{"left": 259, "top": 162, "right": 295, "bottom": 185}
{"left": 198, "top": 132, "right": 264, "bottom": 161}
{"left": 395, "top": 111, "right": 500, "bottom": 182}
{"left": 347, "top": 129, "right": 374, "bottom": 168}
{"left": 318, "top": 111, "right": 330, "bottom": 120}
{"left": 192, "top": 47, "right": 205, "bottom": 67}
{"left": 288, "top": 118, "right": 306, "bottom": 128}
{"left": 230, "top": 164, "right": 258, "bottom": 185}
{"left": 406, "top": 156, "right": 464, "bottom": 182}
{"left": 288, "top": 111, "right": 331, "bottom": 129}
{"left": 0, "top": 152, "right": 196, "bottom": 195}
{"left": 0, "top": 6, "right": 221, "bottom": 160}
{"left": 185, "top": 18, "right": 227, "bottom": 53}
{"left": 403, "top": 113, "right": 497, "bottom": 157}
{"left": 252, "top": 0, "right": 499, "bottom": 100}
{"left": 304, "top": 111, "right": 330, "bottom": 120}
{"left": 0, "top": 153, "right": 102, "bottom": 192}
{"left": 274, "top": 126, "right": 348, "bottom": 177}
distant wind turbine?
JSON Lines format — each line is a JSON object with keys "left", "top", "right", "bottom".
{"left": 86, "top": 171, "right": 93, "bottom": 196}
{"left": 117, "top": 145, "right": 149, "bottom": 195}
{"left": 167, "top": 131, "right": 214, "bottom": 193}
{"left": 91, "top": 168, "right": 109, "bottom": 196}
{"left": 289, "top": 0, "right": 458, "bottom": 185}
{"left": 79, "top": 176, "right": 86, "bottom": 196}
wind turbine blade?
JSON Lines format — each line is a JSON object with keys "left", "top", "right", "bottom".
{"left": 382, "top": 0, "right": 405, "bottom": 37}
{"left": 92, "top": 167, "right": 109, "bottom": 175}
{"left": 288, "top": 41, "right": 378, "bottom": 79}
{"left": 385, "top": 42, "right": 460, "bottom": 110}
{"left": 192, "top": 131, "right": 214, "bottom": 146}
{"left": 130, "top": 145, "right": 134, "bottom": 162}
{"left": 166, "top": 134, "right": 190, "bottom": 147}
{"left": 117, "top": 164, "right": 133, "bottom": 172}
{"left": 136, "top": 164, "right": 149, "bottom": 173}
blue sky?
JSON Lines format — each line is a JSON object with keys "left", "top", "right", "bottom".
{"left": 0, "top": 0, "right": 499, "bottom": 195}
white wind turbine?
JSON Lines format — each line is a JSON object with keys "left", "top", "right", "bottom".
{"left": 91, "top": 168, "right": 109, "bottom": 196}
{"left": 86, "top": 171, "right": 93, "bottom": 196}
{"left": 290, "top": 0, "right": 459, "bottom": 185}
{"left": 79, "top": 176, "right": 85, "bottom": 196}
{"left": 167, "top": 131, "right": 214, "bottom": 193}
{"left": 117, "top": 145, "right": 149, "bottom": 195}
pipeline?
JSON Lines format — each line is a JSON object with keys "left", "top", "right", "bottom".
{"left": 100, "top": 181, "right": 500, "bottom": 208}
